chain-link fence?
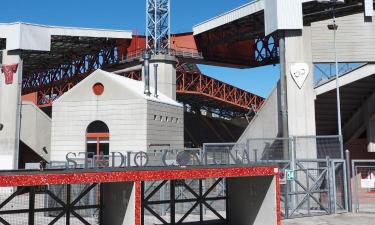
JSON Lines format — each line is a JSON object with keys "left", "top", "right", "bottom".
{"left": 352, "top": 160, "right": 375, "bottom": 213}
{"left": 200, "top": 135, "right": 348, "bottom": 219}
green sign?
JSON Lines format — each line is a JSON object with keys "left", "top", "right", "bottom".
{"left": 286, "top": 169, "right": 294, "bottom": 181}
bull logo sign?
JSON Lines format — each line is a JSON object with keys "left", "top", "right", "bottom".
{"left": 290, "top": 63, "right": 310, "bottom": 89}
{"left": 1, "top": 64, "right": 18, "bottom": 85}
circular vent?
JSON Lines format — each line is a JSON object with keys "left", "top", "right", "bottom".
{"left": 92, "top": 83, "right": 104, "bottom": 96}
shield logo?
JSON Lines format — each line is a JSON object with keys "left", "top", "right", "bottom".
{"left": 290, "top": 63, "right": 309, "bottom": 89}
{"left": 1, "top": 64, "right": 19, "bottom": 85}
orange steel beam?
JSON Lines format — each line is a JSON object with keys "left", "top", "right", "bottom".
{"left": 175, "top": 70, "right": 264, "bottom": 112}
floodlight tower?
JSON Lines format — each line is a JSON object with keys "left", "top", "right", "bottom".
{"left": 146, "top": 0, "right": 171, "bottom": 54}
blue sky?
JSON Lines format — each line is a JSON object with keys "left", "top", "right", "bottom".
{"left": 0, "top": 0, "right": 279, "bottom": 97}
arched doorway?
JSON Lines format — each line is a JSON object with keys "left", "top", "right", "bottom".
{"left": 86, "top": 120, "right": 110, "bottom": 156}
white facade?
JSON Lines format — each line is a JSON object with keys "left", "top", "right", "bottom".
{"left": 50, "top": 69, "right": 184, "bottom": 161}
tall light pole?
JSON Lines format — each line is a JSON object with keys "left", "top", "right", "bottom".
{"left": 327, "top": 1, "right": 343, "bottom": 157}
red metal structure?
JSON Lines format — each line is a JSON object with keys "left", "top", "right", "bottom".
{"left": 21, "top": 33, "right": 270, "bottom": 117}
{"left": 0, "top": 165, "right": 281, "bottom": 225}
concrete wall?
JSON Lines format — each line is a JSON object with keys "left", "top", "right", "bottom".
{"left": 20, "top": 101, "right": 51, "bottom": 161}
{"left": 51, "top": 70, "right": 183, "bottom": 161}
{"left": 51, "top": 99, "right": 148, "bottom": 161}
{"left": 148, "top": 55, "right": 177, "bottom": 100}
{"left": 147, "top": 101, "right": 184, "bottom": 149}
{"left": 102, "top": 182, "right": 136, "bottom": 225}
{"left": 311, "top": 11, "right": 375, "bottom": 63}
{"left": 227, "top": 176, "right": 277, "bottom": 225}
{"left": 236, "top": 26, "right": 317, "bottom": 159}
{"left": 237, "top": 84, "right": 281, "bottom": 143}
{"left": 0, "top": 50, "right": 22, "bottom": 169}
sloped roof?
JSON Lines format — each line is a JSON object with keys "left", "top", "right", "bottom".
{"left": 55, "top": 69, "right": 182, "bottom": 107}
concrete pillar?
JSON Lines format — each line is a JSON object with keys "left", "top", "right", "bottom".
{"left": 227, "top": 176, "right": 277, "bottom": 225}
{"left": 0, "top": 50, "right": 23, "bottom": 170}
{"left": 367, "top": 116, "right": 375, "bottom": 152}
{"left": 143, "top": 54, "right": 177, "bottom": 100}
{"left": 283, "top": 27, "right": 317, "bottom": 159}
{"left": 102, "top": 182, "right": 136, "bottom": 225}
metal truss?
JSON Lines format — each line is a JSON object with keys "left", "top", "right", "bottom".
{"left": 21, "top": 42, "right": 264, "bottom": 117}
{"left": 194, "top": 23, "right": 279, "bottom": 67}
{"left": 0, "top": 184, "right": 100, "bottom": 225}
{"left": 176, "top": 69, "right": 265, "bottom": 113}
{"left": 22, "top": 42, "right": 118, "bottom": 106}
{"left": 146, "top": 0, "right": 170, "bottom": 54}
{"left": 314, "top": 63, "right": 364, "bottom": 86}
{"left": 141, "top": 178, "right": 227, "bottom": 225}
{"left": 255, "top": 33, "right": 279, "bottom": 65}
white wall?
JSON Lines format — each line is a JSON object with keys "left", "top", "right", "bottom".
{"left": 51, "top": 70, "right": 183, "bottom": 161}
{"left": 20, "top": 101, "right": 51, "bottom": 161}
{"left": 311, "top": 11, "right": 375, "bottom": 63}
{"left": 0, "top": 50, "right": 22, "bottom": 170}
{"left": 51, "top": 99, "right": 148, "bottom": 161}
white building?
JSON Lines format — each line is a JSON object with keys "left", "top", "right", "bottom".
{"left": 50, "top": 69, "right": 184, "bottom": 161}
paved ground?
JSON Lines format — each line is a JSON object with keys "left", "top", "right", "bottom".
{"left": 283, "top": 213, "right": 375, "bottom": 225}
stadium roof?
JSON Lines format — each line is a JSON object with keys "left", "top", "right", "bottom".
{"left": 0, "top": 22, "right": 132, "bottom": 73}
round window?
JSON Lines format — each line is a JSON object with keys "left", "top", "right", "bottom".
{"left": 92, "top": 83, "right": 104, "bottom": 96}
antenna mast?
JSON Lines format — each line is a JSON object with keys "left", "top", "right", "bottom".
{"left": 146, "top": 0, "right": 171, "bottom": 54}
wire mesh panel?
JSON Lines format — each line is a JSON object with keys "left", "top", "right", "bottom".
{"left": 352, "top": 160, "right": 375, "bottom": 213}
{"left": 284, "top": 160, "right": 332, "bottom": 218}
{"left": 332, "top": 160, "right": 348, "bottom": 213}
{"left": 142, "top": 178, "right": 227, "bottom": 225}
{"left": 0, "top": 184, "right": 100, "bottom": 225}
{"left": 247, "top": 138, "right": 290, "bottom": 161}
{"left": 203, "top": 143, "right": 248, "bottom": 165}
{"left": 294, "top": 136, "right": 342, "bottom": 159}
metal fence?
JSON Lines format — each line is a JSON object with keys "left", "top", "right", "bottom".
{"left": 0, "top": 184, "right": 100, "bottom": 225}
{"left": 352, "top": 160, "right": 375, "bottom": 213}
{"left": 142, "top": 178, "right": 226, "bottom": 225}
{"left": 201, "top": 135, "right": 348, "bottom": 219}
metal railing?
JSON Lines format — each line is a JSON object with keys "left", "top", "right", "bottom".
{"left": 119, "top": 49, "right": 204, "bottom": 63}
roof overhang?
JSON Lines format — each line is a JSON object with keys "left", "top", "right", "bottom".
{"left": 0, "top": 22, "right": 132, "bottom": 51}
{"left": 193, "top": 0, "right": 367, "bottom": 36}
{"left": 191, "top": 0, "right": 369, "bottom": 68}
{"left": 315, "top": 64, "right": 375, "bottom": 136}
{"left": 193, "top": 1, "right": 264, "bottom": 36}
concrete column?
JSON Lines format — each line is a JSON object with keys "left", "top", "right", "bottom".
{"left": 227, "top": 176, "right": 277, "bottom": 225}
{"left": 0, "top": 50, "right": 23, "bottom": 170}
{"left": 283, "top": 27, "right": 317, "bottom": 159}
{"left": 367, "top": 116, "right": 375, "bottom": 152}
{"left": 144, "top": 54, "right": 177, "bottom": 100}
{"left": 102, "top": 182, "right": 136, "bottom": 225}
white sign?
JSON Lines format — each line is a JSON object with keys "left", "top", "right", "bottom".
{"left": 361, "top": 179, "right": 375, "bottom": 189}
{"left": 290, "top": 63, "right": 310, "bottom": 89}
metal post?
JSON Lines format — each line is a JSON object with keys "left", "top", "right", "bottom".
{"left": 15, "top": 53, "right": 23, "bottom": 169}
{"left": 99, "top": 184, "right": 104, "bottom": 224}
{"left": 143, "top": 52, "right": 151, "bottom": 96}
{"left": 279, "top": 31, "right": 289, "bottom": 160}
{"left": 331, "top": 2, "right": 344, "bottom": 157}
{"left": 28, "top": 187, "right": 35, "bottom": 225}
{"left": 141, "top": 182, "right": 145, "bottom": 225}
{"left": 66, "top": 184, "right": 71, "bottom": 225}
{"left": 170, "top": 180, "right": 175, "bottom": 225}
{"left": 199, "top": 179, "right": 203, "bottom": 223}
{"left": 352, "top": 160, "right": 359, "bottom": 213}
{"left": 154, "top": 64, "right": 159, "bottom": 98}
{"left": 345, "top": 150, "right": 352, "bottom": 212}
